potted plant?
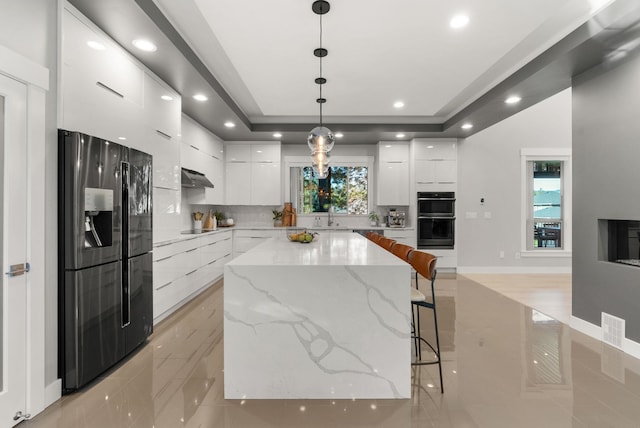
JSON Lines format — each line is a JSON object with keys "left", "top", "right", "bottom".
{"left": 368, "top": 211, "right": 379, "bottom": 226}
{"left": 272, "top": 209, "right": 283, "bottom": 227}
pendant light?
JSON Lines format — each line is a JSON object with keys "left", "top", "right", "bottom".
{"left": 308, "top": 0, "right": 334, "bottom": 179}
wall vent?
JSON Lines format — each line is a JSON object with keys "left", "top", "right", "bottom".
{"left": 602, "top": 312, "right": 625, "bottom": 350}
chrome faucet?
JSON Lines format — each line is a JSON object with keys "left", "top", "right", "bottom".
{"left": 327, "top": 205, "right": 334, "bottom": 226}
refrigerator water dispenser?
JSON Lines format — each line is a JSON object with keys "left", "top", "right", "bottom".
{"left": 84, "top": 187, "right": 113, "bottom": 247}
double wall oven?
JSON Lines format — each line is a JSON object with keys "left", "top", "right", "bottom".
{"left": 417, "top": 192, "right": 455, "bottom": 249}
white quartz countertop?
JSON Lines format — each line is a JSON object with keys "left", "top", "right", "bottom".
{"left": 228, "top": 231, "right": 407, "bottom": 267}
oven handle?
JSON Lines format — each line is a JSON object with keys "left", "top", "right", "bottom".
{"left": 418, "top": 216, "right": 456, "bottom": 220}
{"left": 418, "top": 197, "right": 456, "bottom": 201}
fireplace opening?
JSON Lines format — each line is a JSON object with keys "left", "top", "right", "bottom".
{"left": 601, "top": 219, "right": 640, "bottom": 267}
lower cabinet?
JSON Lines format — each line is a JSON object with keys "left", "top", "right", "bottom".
{"left": 233, "top": 229, "right": 280, "bottom": 257}
{"left": 152, "top": 230, "right": 232, "bottom": 322}
{"left": 384, "top": 228, "right": 416, "bottom": 248}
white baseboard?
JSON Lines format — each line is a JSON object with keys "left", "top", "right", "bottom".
{"left": 457, "top": 266, "right": 571, "bottom": 274}
{"left": 44, "top": 379, "right": 62, "bottom": 408}
{"left": 570, "top": 316, "right": 640, "bottom": 360}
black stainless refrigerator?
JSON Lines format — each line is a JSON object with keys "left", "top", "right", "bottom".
{"left": 58, "top": 130, "right": 153, "bottom": 392}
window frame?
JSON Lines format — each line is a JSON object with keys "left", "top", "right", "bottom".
{"left": 284, "top": 155, "right": 375, "bottom": 217}
{"left": 520, "top": 148, "right": 572, "bottom": 257}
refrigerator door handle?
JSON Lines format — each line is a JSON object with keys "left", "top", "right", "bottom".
{"left": 121, "top": 161, "right": 131, "bottom": 327}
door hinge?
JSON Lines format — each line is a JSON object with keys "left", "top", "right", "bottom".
{"left": 13, "top": 411, "right": 31, "bottom": 421}
{"left": 5, "top": 262, "right": 30, "bottom": 277}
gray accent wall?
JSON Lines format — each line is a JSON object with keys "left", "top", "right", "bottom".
{"left": 572, "top": 53, "right": 640, "bottom": 342}
{"left": 457, "top": 89, "right": 572, "bottom": 271}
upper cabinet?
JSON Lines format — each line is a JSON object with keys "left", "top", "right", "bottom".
{"left": 225, "top": 142, "right": 281, "bottom": 205}
{"left": 181, "top": 114, "right": 225, "bottom": 205}
{"left": 413, "top": 139, "right": 457, "bottom": 187}
{"left": 377, "top": 142, "right": 410, "bottom": 206}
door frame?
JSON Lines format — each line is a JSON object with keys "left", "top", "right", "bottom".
{"left": 0, "top": 43, "right": 50, "bottom": 417}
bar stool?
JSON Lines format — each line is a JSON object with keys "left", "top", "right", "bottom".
{"left": 378, "top": 237, "right": 396, "bottom": 252}
{"left": 408, "top": 250, "right": 444, "bottom": 393}
{"left": 390, "top": 242, "right": 413, "bottom": 261}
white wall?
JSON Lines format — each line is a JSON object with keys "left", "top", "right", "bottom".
{"left": 457, "top": 88, "right": 572, "bottom": 272}
{"left": 0, "top": 0, "right": 60, "bottom": 388}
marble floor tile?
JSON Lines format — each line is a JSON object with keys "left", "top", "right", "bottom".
{"left": 23, "top": 274, "right": 640, "bottom": 427}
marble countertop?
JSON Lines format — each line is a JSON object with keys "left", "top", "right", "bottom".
{"left": 228, "top": 231, "right": 407, "bottom": 266}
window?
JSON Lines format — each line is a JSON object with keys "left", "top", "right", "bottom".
{"left": 521, "top": 149, "right": 572, "bottom": 254}
{"left": 296, "top": 166, "right": 369, "bottom": 214}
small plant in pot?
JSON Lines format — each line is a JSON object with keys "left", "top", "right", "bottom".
{"left": 272, "top": 209, "right": 283, "bottom": 227}
{"left": 368, "top": 211, "right": 379, "bottom": 226}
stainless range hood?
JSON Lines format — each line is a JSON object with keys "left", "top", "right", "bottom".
{"left": 181, "top": 168, "right": 214, "bottom": 188}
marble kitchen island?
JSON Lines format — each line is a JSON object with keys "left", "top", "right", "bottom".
{"left": 224, "top": 231, "right": 411, "bottom": 399}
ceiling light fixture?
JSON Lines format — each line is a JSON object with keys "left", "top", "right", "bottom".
{"left": 393, "top": 101, "right": 405, "bottom": 109}
{"left": 396, "top": 133, "right": 406, "bottom": 139}
{"left": 161, "top": 95, "right": 173, "bottom": 101}
{"left": 450, "top": 14, "right": 470, "bottom": 29}
{"left": 273, "top": 133, "right": 282, "bottom": 138}
{"left": 334, "top": 132, "right": 344, "bottom": 138}
{"left": 461, "top": 123, "right": 473, "bottom": 130}
{"left": 224, "top": 121, "right": 236, "bottom": 128}
{"left": 505, "top": 95, "right": 521, "bottom": 104}
{"left": 308, "top": 0, "right": 334, "bottom": 179}
{"left": 132, "top": 39, "right": 157, "bottom": 52}
{"left": 193, "top": 94, "right": 208, "bottom": 101}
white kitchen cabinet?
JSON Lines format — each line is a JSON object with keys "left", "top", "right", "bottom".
{"left": 144, "top": 72, "right": 180, "bottom": 139}
{"left": 233, "top": 229, "right": 280, "bottom": 257}
{"left": 384, "top": 228, "right": 416, "bottom": 247}
{"left": 62, "top": 10, "right": 145, "bottom": 142}
{"left": 225, "top": 162, "right": 252, "bottom": 205}
{"left": 147, "top": 127, "right": 180, "bottom": 190}
{"left": 414, "top": 139, "right": 457, "bottom": 160}
{"left": 225, "top": 142, "right": 281, "bottom": 205}
{"left": 181, "top": 115, "right": 226, "bottom": 204}
{"left": 377, "top": 142, "right": 410, "bottom": 205}
{"left": 152, "top": 187, "right": 181, "bottom": 243}
{"left": 153, "top": 230, "right": 232, "bottom": 322}
{"left": 415, "top": 159, "right": 457, "bottom": 184}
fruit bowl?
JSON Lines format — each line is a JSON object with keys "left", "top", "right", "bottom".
{"left": 287, "top": 231, "right": 316, "bottom": 243}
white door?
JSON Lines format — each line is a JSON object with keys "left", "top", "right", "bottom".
{"left": 0, "top": 73, "right": 29, "bottom": 426}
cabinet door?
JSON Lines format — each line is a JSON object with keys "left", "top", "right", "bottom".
{"left": 144, "top": 73, "right": 180, "bottom": 138}
{"left": 251, "top": 144, "right": 280, "bottom": 162}
{"left": 435, "top": 160, "right": 457, "bottom": 183}
{"left": 225, "top": 162, "right": 251, "bottom": 205}
{"left": 147, "top": 128, "right": 180, "bottom": 190}
{"left": 225, "top": 144, "right": 251, "bottom": 162}
{"left": 205, "top": 155, "right": 224, "bottom": 204}
{"left": 378, "top": 161, "right": 409, "bottom": 205}
{"left": 379, "top": 143, "right": 409, "bottom": 162}
{"left": 152, "top": 187, "right": 181, "bottom": 243}
{"left": 252, "top": 162, "right": 281, "bottom": 205}
{"left": 415, "top": 159, "right": 435, "bottom": 184}
{"left": 414, "top": 140, "right": 457, "bottom": 160}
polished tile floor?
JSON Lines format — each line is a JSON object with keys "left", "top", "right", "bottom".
{"left": 24, "top": 274, "right": 640, "bottom": 427}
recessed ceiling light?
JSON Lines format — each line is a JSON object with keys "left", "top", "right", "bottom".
{"left": 118, "top": 137, "right": 127, "bottom": 141}
{"left": 193, "top": 94, "right": 208, "bottom": 101}
{"left": 385, "top": 145, "right": 392, "bottom": 148}
{"left": 461, "top": 123, "right": 473, "bottom": 130}
{"left": 132, "top": 39, "right": 157, "bottom": 52}
{"left": 427, "top": 145, "right": 434, "bottom": 149}
{"left": 396, "top": 133, "right": 406, "bottom": 139}
{"left": 224, "top": 121, "right": 235, "bottom": 128}
{"left": 393, "top": 101, "right": 405, "bottom": 109}
{"left": 505, "top": 95, "right": 522, "bottom": 104}
{"left": 273, "top": 133, "right": 282, "bottom": 138}
{"left": 334, "top": 132, "right": 344, "bottom": 138}
{"left": 450, "top": 14, "right": 470, "bottom": 29}
{"left": 161, "top": 95, "right": 173, "bottom": 101}
{"left": 87, "top": 41, "right": 106, "bottom": 50}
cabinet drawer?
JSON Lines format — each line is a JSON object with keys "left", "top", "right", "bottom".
{"left": 234, "top": 229, "right": 279, "bottom": 239}
{"left": 234, "top": 236, "right": 271, "bottom": 253}
{"left": 153, "top": 236, "right": 201, "bottom": 260}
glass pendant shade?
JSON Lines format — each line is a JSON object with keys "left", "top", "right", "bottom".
{"left": 312, "top": 150, "right": 330, "bottom": 165}
{"left": 312, "top": 163, "right": 329, "bottom": 178}
{"left": 307, "top": 126, "right": 335, "bottom": 152}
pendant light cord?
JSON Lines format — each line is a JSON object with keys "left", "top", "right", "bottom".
{"left": 319, "top": 8, "right": 323, "bottom": 128}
